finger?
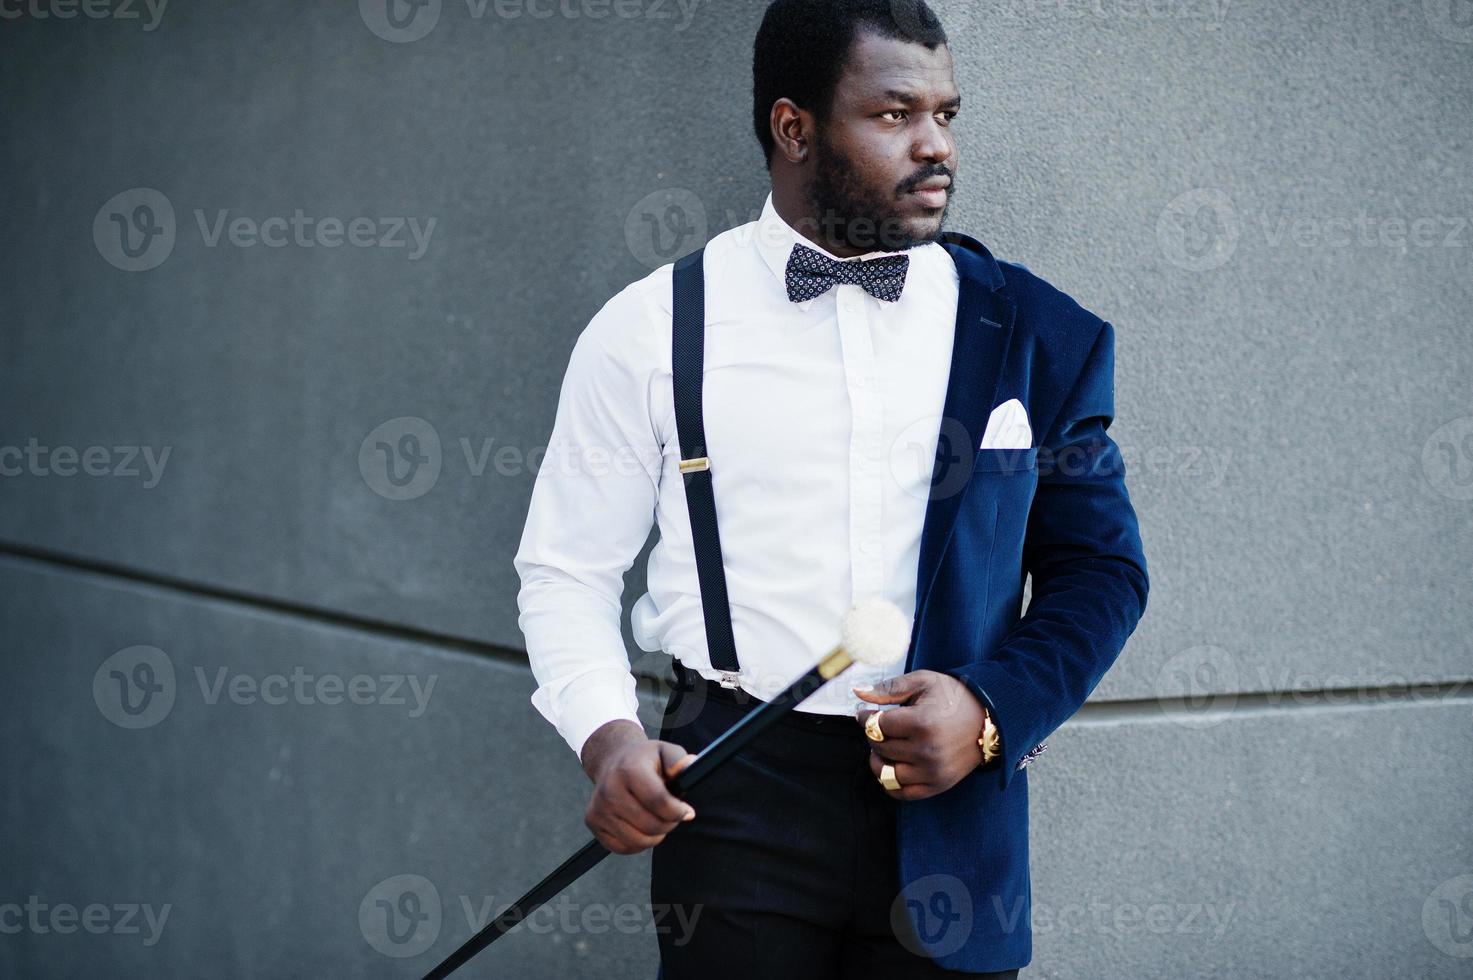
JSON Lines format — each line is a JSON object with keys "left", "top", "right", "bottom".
{"left": 853, "top": 672, "right": 925, "bottom": 705}
{"left": 859, "top": 704, "right": 926, "bottom": 740}
{"left": 599, "top": 811, "right": 668, "bottom": 854}
{"left": 610, "top": 782, "right": 685, "bottom": 836}
{"left": 627, "top": 767, "right": 696, "bottom": 825}
{"left": 867, "top": 751, "right": 925, "bottom": 787}
{"left": 886, "top": 781, "right": 937, "bottom": 802}
{"left": 867, "top": 737, "right": 928, "bottom": 765}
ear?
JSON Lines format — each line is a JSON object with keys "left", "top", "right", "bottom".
{"left": 770, "top": 98, "right": 811, "bottom": 163}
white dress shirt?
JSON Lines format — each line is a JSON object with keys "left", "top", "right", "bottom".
{"left": 513, "top": 191, "right": 961, "bottom": 758}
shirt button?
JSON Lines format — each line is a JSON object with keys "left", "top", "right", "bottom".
{"left": 860, "top": 540, "right": 878, "bottom": 555}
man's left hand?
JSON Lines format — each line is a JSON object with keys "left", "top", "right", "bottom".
{"left": 854, "top": 670, "right": 989, "bottom": 801}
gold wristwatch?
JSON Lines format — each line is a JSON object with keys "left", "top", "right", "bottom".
{"left": 977, "top": 708, "right": 999, "bottom": 766}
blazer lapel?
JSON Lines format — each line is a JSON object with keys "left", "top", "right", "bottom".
{"left": 908, "top": 234, "right": 1016, "bottom": 658}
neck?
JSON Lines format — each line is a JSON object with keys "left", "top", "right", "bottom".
{"left": 770, "top": 181, "right": 871, "bottom": 259}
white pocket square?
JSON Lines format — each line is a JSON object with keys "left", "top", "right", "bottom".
{"left": 979, "top": 398, "right": 1032, "bottom": 450}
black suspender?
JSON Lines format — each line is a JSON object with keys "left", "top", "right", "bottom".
{"left": 670, "top": 247, "right": 743, "bottom": 689}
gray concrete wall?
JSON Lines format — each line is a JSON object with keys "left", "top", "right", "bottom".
{"left": 2, "top": 0, "right": 1470, "bottom": 976}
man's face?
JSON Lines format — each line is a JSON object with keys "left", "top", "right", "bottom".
{"left": 805, "top": 29, "right": 960, "bottom": 253}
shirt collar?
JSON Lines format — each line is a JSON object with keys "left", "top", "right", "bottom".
{"left": 752, "top": 191, "right": 918, "bottom": 311}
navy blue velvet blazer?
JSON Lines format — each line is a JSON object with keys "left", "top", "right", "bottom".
{"left": 895, "top": 232, "right": 1150, "bottom": 972}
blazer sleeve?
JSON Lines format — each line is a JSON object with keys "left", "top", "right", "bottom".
{"left": 942, "top": 319, "right": 1149, "bottom": 791}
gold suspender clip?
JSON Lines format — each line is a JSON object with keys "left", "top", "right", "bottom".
{"left": 679, "top": 456, "right": 710, "bottom": 474}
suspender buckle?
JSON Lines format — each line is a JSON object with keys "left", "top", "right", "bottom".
{"left": 679, "top": 456, "right": 710, "bottom": 474}
{"left": 717, "top": 670, "right": 741, "bottom": 690}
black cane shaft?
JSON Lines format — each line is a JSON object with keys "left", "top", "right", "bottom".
{"left": 421, "top": 838, "right": 609, "bottom": 980}
{"left": 422, "top": 659, "right": 838, "bottom": 979}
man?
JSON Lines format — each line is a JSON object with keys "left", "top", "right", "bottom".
{"left": 512, "top": 1, "right": 1148, "bottom": 976}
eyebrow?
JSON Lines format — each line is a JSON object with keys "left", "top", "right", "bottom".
{"left": 882, "top": 89, "right": 962, "bottom": 110}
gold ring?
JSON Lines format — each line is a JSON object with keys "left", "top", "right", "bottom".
{"left": 864, "top": 711, "right": 885, "bottom": 743}
{"left": 878, "top": 763, "right": 901, "bottom": 791}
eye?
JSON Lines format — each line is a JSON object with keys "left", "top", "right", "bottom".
{"left": 937, "top": 110, "right": 958, "bottom": 125}
{"left": 880, "top": 109, "right": 907, "bottom": 122}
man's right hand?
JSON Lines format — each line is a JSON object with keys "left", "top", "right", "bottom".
{"left": 579, "top": 719, "right": 697, "bottom": 855}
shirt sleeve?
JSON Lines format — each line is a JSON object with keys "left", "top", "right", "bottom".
{"left": 512, "top": 283, "right": 665, "bottom": 761}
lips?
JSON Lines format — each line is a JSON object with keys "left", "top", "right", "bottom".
{"left": 907, "top": 177, "right": 951, "bottom": 209}
{"left": 908, "top": 186, "right": 949, "bottom": 208}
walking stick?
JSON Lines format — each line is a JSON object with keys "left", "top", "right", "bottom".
{"left": 421, "top": 597, "right": 912, "bottom": 979}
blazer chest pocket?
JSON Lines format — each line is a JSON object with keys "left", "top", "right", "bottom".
{"left": 973, "top": 445, "right": 1038, "bottom": 476}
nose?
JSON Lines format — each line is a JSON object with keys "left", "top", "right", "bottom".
{"left": 912, "top": 113, "right": 954, "bottom": 167}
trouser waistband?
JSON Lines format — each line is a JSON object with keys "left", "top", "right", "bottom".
{"left": 667, "top": 659, "right": 869, "bottom": 768}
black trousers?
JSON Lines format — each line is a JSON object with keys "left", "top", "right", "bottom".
{"left": 650, "top": 663, "right": 1021, "bottom": 980}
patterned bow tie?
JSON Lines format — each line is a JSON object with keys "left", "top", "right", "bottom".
{"left": 784, "top": 242, "right": 910, "bottom": 304}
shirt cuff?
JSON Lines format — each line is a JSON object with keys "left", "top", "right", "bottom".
{"left": 530, "top": 666, "right": 644, "bottom": 761}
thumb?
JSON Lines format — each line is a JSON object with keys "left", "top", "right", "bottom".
{"left": 853, "top": 672, "right": 923, "bottom": 705}
{"left": 657, "top": 741, "right": 697, "bottom": 779}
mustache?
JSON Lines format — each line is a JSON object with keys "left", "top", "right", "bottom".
{"left": 899, "top": 167, "right": 954, "bottom": 194}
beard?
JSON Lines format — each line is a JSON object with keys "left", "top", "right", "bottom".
{"left": 804, "top": 128, "right": 951, "bottom": 253}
